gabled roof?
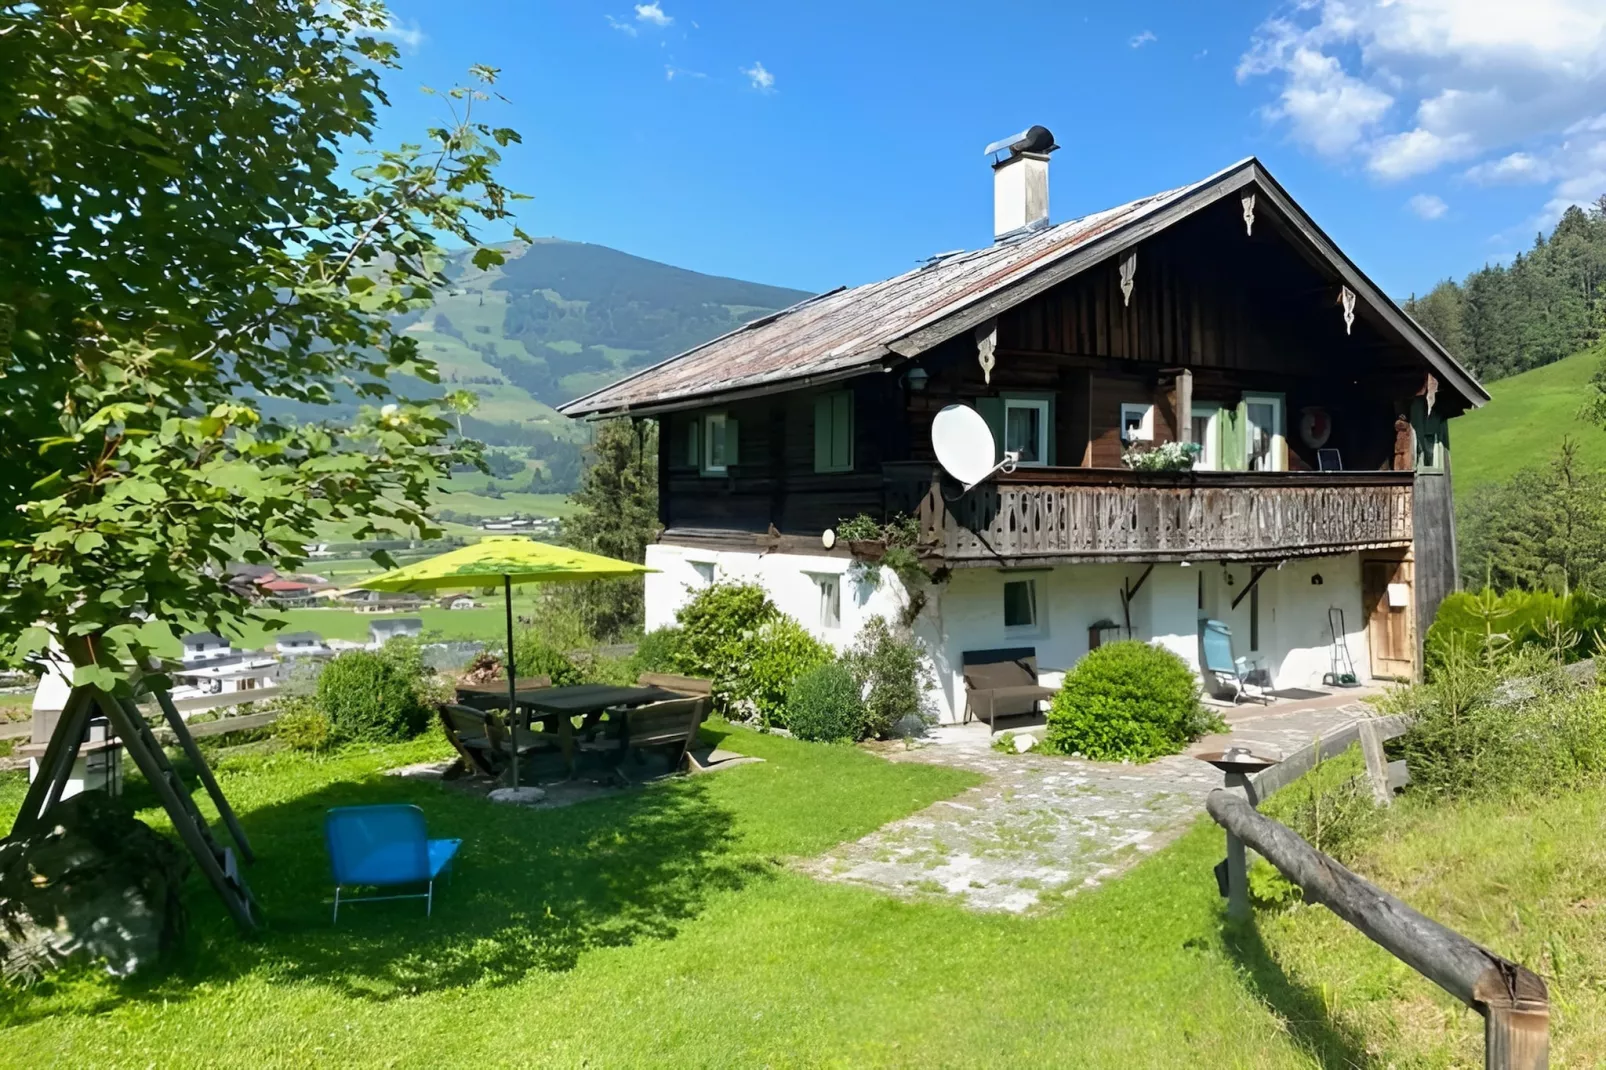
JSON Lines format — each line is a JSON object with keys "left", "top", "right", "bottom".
{"left": 560, "top": 158, "right": 1487, "bottom": 418}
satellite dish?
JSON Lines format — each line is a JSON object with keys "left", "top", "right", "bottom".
{"left": 933, "top": 404, "right": 1016, "bottom": 492}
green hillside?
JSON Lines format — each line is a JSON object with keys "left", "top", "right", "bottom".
{"left": 1452, "top": 342, "right": 1606, "bottom": 492}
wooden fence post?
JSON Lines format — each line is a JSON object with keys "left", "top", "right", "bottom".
{"left": 1357, "top": 718, "right": 1393, "bottom": 807}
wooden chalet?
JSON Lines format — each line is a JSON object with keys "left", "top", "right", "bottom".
{"left": 562, "top": 143, "right": 1486, "bottom": 722}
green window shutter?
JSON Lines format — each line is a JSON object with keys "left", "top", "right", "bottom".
{"left": 726, "top": 414, "right": 739, "bottom": 467}
{"left": 976, "top": 398, "right": 1005, "bottom": 461}
{"left": 1044, "top": 396, "right": 1057, "bottom": 466}
{"left": 686, "top": 416, "right": 700, "bottom": 467}
{"left": 1220, "top": 403, "right": 1247, "bottom": 471}
{"left": 813, "top": 395, "right": 831, "bottom": 472}
{"left": 832, "top": 392, "right": 853, "bottom": 470}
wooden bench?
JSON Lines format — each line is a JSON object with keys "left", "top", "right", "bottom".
{"left": 438, "top": 702, "right": 559, "bottom": 780}
{"left": 636, "top": 672, "right": 713, "bottom": 696}
{"left": 453, "top": 676, "right": 552, "bottom": 712}
{"left": 612, "top": 695, "right": 710, "bottom": 781}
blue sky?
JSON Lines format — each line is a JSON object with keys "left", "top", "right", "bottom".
{"left": 375, "top": 0, "right": 1606, "bottom": 299}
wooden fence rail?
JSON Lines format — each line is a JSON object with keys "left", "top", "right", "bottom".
{"left": 1209, "top": 749, "right": 1549, "bottom": 1068}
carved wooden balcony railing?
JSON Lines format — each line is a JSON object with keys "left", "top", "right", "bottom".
{"left": 885, "top": 465, "right": 1414, "bottom": 565}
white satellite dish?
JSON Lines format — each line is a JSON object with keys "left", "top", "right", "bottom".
{"left": 932, "top": 404, "right": 1017, "bottom": 492}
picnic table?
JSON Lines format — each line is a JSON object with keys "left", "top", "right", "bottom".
{"left": 456, "top": 682, "right": 681, "bottom": 779}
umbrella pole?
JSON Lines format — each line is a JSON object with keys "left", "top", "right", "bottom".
{"left": 504, "top": 574, "right": 518, "bottom": 788}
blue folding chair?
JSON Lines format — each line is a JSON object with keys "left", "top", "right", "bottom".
{"left": 324, "top": 804, "right": 462, "bottom": 923}
{"left": 1199, "top": 619, "right": 1270, "bottom": 705}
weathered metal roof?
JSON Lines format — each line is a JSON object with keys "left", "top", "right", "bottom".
{"left": 561, "top": 156, "right": 1487, "bottom": 416}
{"left": 560, "top": 172, "right": 1223, "bottom": 416}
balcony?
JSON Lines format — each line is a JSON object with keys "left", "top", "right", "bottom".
{"left": 890, "top": 465, "right": 1415, "bottom": 566}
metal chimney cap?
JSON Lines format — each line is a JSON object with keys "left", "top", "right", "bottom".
{"left": 983, "top": 125, "right": 1059, "bottom": 159}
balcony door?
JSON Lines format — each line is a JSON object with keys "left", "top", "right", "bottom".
{"left": 1244, "top": 394, "right": 1284, "bottom": 472}
{"left": 1362, "top": 557, "right": 1414, "bottom": 681}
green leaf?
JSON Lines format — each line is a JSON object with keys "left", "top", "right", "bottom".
{"left": 72, "top": 664, "right": 119, "bottom": 692}
{"left": 471, "top": 246, "right": 505, "bottom": 270}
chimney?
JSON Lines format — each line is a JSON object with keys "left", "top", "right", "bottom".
{"left": 985, "top": 125, "right": 1058, "bottom": 240}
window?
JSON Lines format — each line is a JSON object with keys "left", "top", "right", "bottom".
{"left": 812, "top": 573, "right": 841, "bottom": 629}
{"left": 1190, "top": 403, "right": 1221, "bottom": 470}
{"left": 1412, "top": 398, "right": 1446, "bottom": 471}
{"left": 1004, "top": 398, "right": 1050, "bottom": 466}
{"left": 813, "top": 391, "right": 854, "bottom": 472}
{"left": 689, "top": 561, "right": 715, "bottom": 587}
{"left": 1120, "top": 402, "right": 1154, "bottom": 443}
{"left": 688, "top": 412, "right": 738, "bottom": 475}
{"left": 1243, "top": 394, "right": 1284, "bottom": 472}
{"left": 1003, "top": 578, "right": 1039, "bottom": 633}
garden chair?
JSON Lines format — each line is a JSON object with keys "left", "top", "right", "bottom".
{"left": 636, "top": 672, "right": 713, "bottom": 696}
{"left": 602, "top": 695, "right": 710, "bottom": 782}
{"left": 960, "top": 647, "right": 1056, "bottom": 728}
{"left": 324, "top": 804, "right": 462, "bottom": 923}
{"left": 437, "top": 702, "right": 501, "bottom": 778}
{"left": 1199, "top": 619, "right": 1270, "bottom": 705}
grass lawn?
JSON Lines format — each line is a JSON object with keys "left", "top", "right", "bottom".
{"left": 1, "top": 725, "right": 1596, "bottom": 1066}
{"left": 1452, "top": 341, "right": 1606, "bottom": 492}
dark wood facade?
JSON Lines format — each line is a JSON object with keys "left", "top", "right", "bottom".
{"left": 658, "top": 196, "right": 1457, "bottom": 601}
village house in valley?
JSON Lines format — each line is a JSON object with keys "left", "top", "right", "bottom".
{"left": 561, "top": 134, "right": 1487, "bottom": 723}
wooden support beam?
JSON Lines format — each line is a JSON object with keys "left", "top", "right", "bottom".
{"left": 145, "top": 691, "right": 255, "bottom": 864}
{"left": 7, "top": 687, "right": 93, "bottom": 839}
{"left": 1230, "top": 564, "right": 1270, "bottom": 611}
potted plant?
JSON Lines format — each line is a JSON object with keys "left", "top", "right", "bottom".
{"left": 1121, "top": 440, "right": 1202, "bottom": 472}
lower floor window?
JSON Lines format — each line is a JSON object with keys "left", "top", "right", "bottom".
{"left": 1003, "top": 578, "right": 1038, "bottom": 631}
{"left": 689, "top": 561, "right": 715, "bottom": 587}
{"left": 814, "top": 574, "right": 841, "bottom": 629}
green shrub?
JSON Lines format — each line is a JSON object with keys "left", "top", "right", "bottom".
{"left": 510, "top": 629, "right": 584, "bottom": 687}
{"left": 629, "top": 626, "right": 687, "bottom": 676}
{"left": 843, "top": 616, "right": 935, "bottom": 739}
{"left": 672, "top": 582, "right": 777, "bottom": 681}
{"left": 1379, "top": 643, "right": 1606, "bottom": 799}
{"left": 725, "top": 616, "right": 832, "bottom": 728}
{"left": 317, "top": 650, "right": 432, "bottom": 743}
{"left": 1042, "top": 641, "right": 1214, "bottom": 761}
{"left": 1425, "top": 587, "right": 1606, "bottom": 671}
{"left": 271, "top": 696, "right": 334, "bottom": 753}
{"left": 786, "top": 661, "right": 865, "bottom": 743}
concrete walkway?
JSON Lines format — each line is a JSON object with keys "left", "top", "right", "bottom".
{"left": 803, "top": 691, "right": 1380, "bottom": 914}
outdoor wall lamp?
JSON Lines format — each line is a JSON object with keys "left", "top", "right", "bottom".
{"left": 903, "top": 366, "right": 929, "bottom": 391}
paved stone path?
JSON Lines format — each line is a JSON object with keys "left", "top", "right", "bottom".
{"left": 803, "top": 697, "right": 1378, "bottom": 914}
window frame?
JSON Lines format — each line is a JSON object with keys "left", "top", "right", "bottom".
{"left": 1002, "top": 577, "right": 1043, "bottom": 636}
{"left": 1242, "top": 393, "right": 1286, "bottom": 472}
{"left": 813, "top": 391, "right": 855, "bottom": 473}
{"left": 701, "top": 412, "right": 730, "bottom": 475}
{"left": 1120, "top": 402, "right": 1155, "bottom": 444}
{"left": 688, "top": 560, "right": 715, "bottom": 588}
{"left": 1003, "top": 397, "right": 1051, "bottom": 467}
{"left": 812, "top": 573, "right": 842, "bottom": 630}
{"left": 1190, "top": 402, "right": 1222, "bottom": 471}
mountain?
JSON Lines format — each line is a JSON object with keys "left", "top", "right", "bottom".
{"left": 1451, "top": 341, "right": 1606, "bottom": 493}
{"left": 406, "top": 239, "right": 813, "bottom": 445}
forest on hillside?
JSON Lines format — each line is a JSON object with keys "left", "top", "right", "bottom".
{"left": 1404, "top": 196, "right": 1606, "bottom": 382}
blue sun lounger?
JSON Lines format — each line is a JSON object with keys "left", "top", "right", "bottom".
{"left": 324, "top": 804, "right": 462, "bottom": 923}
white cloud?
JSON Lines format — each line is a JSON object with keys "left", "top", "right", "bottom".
{"left": 635, "top": 2, "right": 672, "bottom": 27}
{"left": 1130, "top": 30, "right": 1157, "bottom": 49}
{"left": 1408, "top": 193, "right": 1449, "bottom": 219}
{"left": 1239, "top": 0, "right": 1606, "bottom": 224}
{"left": 605, "top": 14, "right": 637, "bottom": 35}
{"left": 665, "top": 65, "right": 706, "bottom": 81}
{"left": 372, "top": 15, "right": 424, "bottom": 50}
{"left": 742, "top": 61, "right": 775, "bottom": 93}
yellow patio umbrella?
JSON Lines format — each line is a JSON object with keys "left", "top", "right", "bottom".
{"left": 358, "top": 537, "right": 654, "bottom": 783}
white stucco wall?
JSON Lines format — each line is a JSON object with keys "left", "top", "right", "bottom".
{"left": 644, "top": 543, "right": 1379, "bottom": 724}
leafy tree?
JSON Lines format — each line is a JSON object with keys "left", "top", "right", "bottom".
{"left": 0, "top": 0, "right": 526, "bottom": 686}
{"left": 556, "top": 419, "right": 659, "bottom": 639}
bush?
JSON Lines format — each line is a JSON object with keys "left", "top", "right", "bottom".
{"left": 1042, "top": 641, "right": 1215, "bottom": 761}
{"left": 1379, "top": 643, "right": 1606, "bottom": 799}
{"left": 629, "top": 626, "right": 687, "bottom": 676}
{"left": 843, "top": 616, "right": 935, "bottom": 740}
{"left": 724, "top": 616, "right": 833, "bottom": 728}
{"left": 271, "top": 697, "right": 334, "bottom": 753}
{"left": 1425, "top": 587, "right": 1606, "bottom": 671}
{"left": 510, "top": 629, "right": 584, "bottom": 687}
{"left": 786, "top": 662, "right": 865, "bottom": 743}
{"left": 317, "top": 649, "right": 432, "bottom": 743}
{"left": 672, "top": 582, "right": 777, "bottom": 681}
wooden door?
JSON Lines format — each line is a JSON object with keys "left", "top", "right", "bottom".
{"left": 1362, "top": 558, "right": 1413, "bottom": 680}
